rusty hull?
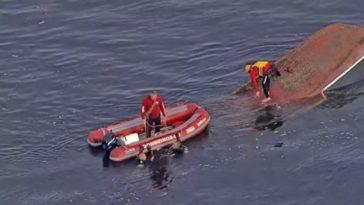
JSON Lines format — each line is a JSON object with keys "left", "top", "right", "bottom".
{"left": 270, "top": 23, "right": 364, "bottom": 102}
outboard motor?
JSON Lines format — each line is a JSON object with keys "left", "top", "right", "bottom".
{"left": 101, "top": 130, "right": 118, "bottom": 150}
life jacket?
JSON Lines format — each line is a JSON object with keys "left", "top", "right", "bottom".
{"left": 252, "top": 61, "right": 270, "bottom": 77}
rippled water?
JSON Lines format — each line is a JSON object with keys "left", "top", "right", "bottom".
{"left": 1, "top": 0, "right": 364, "bottom": 204}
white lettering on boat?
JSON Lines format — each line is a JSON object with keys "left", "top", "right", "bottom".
{"left": 126, "top": 147, "right": 136, "bottom": 155}
{"left": 197, "top": 118, "right": 206, "bottom": 127}
{"left": 186, "top": 126, "right": 196, "bottom": 134}
{"left": 143, "top": 135, "right": 176, "bottom": 149}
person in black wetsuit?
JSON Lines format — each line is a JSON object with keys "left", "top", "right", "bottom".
{"left": 171, "top": 134, "right": 187, "bottom": 154}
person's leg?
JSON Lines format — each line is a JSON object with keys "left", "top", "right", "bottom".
{"left": 154, "top": 116, "right": 161, "bottom": 133}
{"left": 262, "top": 75, "right": 271, "bottom": 98}
{"left": 147, "top": 117, "right": 154, "bottom": 138}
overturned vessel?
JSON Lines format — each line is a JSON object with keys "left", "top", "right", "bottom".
{"left": 273, "top": 23, "right": 364, "bottom": 101}
{"left": 237, "top": 23, "right": 364, "bottom": 102}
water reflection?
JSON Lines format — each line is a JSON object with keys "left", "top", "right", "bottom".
{"left": 102, "top": 147, "right": 175, "bottom": 189}
{"left": 149, "top": 149, "right": 174, "bottom": 190}
{"left": 102, "top": 149, "right": 112, "bottom": 167}
{"left": 320, "top": 92, "right": 364, "bottom": 109}
{"left": 252, "top": 79, "right": 364, "bottom": 132}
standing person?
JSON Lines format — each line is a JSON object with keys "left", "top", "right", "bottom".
{"left": 244, "top": 60, "right": 280, "bottom": 104}
{"left": 141, "top": 91, "right": 167, "bottom": 138}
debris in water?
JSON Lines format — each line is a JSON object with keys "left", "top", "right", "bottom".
{"left": 274, "top": 142, "right": 284, "bottom": 147}
{"left": 38, "top": 20, "right": 45, "bottom": 25}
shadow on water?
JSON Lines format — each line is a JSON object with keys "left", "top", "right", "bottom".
{"left": 252, "top": 78, "right": 364, "bottom": 133}
{"left": 103, "top": 149, "right": 112, "bottom": 167}
{"left": 88, "top": 144, "right": 116, "bottom": 167}
{"left": 320, "top": 79, "right": 364, "bottom": 109}
{"left": 254, "top": 77, "right": 364, "bottom": 131}
{"left": 98, "top": 128, "right": 209, "bottom": 190}
{"left": 112, "top": 148, "right": 175, "bottom": 190}
{"left": 149, "top": 149, "right": 174, "bottom": 190}
{"left": 101, "top": 148, "right": 141, "bottom": 168}
{"left": 88, "top": 146, "right": 105, "bottom": 157}
{"left": 321, "top": 92, "right": 364, "bottom": 109}
{"left": 254, "top": 104, "right": 284, "bottom": 131}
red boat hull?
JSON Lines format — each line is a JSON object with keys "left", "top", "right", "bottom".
{"left": 234, "top": 23, "right": 364, "bottom": 103}
{"left": 87, "top": 103, "right": 210, "bottom": 162}
{"left": 273, "top": 23, "right": 364, "bottom": 102}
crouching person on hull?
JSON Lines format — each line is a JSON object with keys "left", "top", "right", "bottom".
{"left": 244, "top": 61, "right": 280, "bottom": 104}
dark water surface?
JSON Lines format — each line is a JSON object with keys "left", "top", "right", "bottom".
{"left": 1, "top": 0, "right": 364, "bottom": 204}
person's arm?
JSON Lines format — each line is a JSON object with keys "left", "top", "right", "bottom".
{"left": 264, "top": 62, "right": 273, "bottom": 76}
{"left": 158, "top": 96, "right": 167, "bottom": 117}
{"left": 250, "top": 69, "right": 259, "bottom": 94}
{"left": 141, "top": 98, "right": 147, "bottom": 119}
{"left": 265, "top": 62, "right": 271, "bottom": 74}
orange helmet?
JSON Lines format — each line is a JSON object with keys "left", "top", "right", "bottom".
{"left": 245, "top": 64, "right": 252, "bottom": 73}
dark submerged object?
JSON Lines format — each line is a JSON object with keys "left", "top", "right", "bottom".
{"left": 255, "top": 105, "right": 284, "bottom": 131}
{"left": 274, "top": 142, "right": 284, "bottom": 148}
{"left": 148, "top": 149, "right": 173, "bottom": 190}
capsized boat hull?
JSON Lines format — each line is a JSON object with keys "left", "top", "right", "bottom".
{"left": 236, "top": 23, "right": 364, "bottom": 102}
{"left": 273, "top": 23, "right": 364, "bottom": 101}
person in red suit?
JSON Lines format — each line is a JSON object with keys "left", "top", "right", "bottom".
{"left": 141, "top": 91, "right": 167, "bottom": 138}
{"left": 245, "top": 61, "right": 280, "bottom": 104}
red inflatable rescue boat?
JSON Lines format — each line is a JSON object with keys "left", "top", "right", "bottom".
{"left": 87, "top": 103, "right": 210, "bottom": 162}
